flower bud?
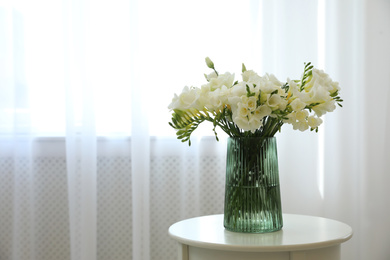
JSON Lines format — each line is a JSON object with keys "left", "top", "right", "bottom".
{"left": 205, "top": 57, "right": 214, "bottom": 69}
{"left": 242, "top": 63, "right": 247, "bottom": 72}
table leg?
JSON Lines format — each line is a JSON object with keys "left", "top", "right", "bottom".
{"left": 290, "top": 251, "right": 306, "bottom": 260}
{"left": 177, "top": 243, "right": 189, "bottom": 260}
{"left": 289, "top": 245, "right": 340, "bottom": 260}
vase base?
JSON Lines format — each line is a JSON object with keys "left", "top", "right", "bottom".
{"left": 223, "top": 212, "right": 283, "bottom": 233}
{"left": 224, "top": 225, "right": 283, "bottom": 234}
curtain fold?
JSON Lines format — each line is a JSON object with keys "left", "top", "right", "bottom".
{"left": 130, "top": 56, "right": 151, "bottom": 260}
{"left": 11, "top": 138, "right": 34, "bottom": 260}
{"left": 0, "top": 0, "right": 389, "bottom": 260}
{"left": 361, "top": 1, "right": 390, "bottom": 259}
{"left": 63, "top": 0, "right": 97, "bottom": 259}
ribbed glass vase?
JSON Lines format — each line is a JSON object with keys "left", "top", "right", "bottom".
{"left": 224, "top": 137, "right": 283, "bottom": 233}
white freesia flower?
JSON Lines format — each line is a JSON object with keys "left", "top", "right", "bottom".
{"left": 168, "top": 86, "right": 200, "bottom": 110}
{"left": 242, "top": 70, "right": 261, "bottom": 85}
{"left": 267, "top": 73, "right": 284, "bottom": 87}
{"left": 205, "top": 71, "right": 218, "bottom": 81}
{"left": 230, "top": 81, "right": 247, "bottom": 96}
{"left": 260, "top": 80, "right": 280, "bottom": 94}
{"left": 208, "top": 72, "right": 235, "bottom": 91}
{"left": 285, "top": 110, "right": 309, "bottom": 131}
{"left": 312, "top": 100, "right": 337, "bottom": 117}
{"left": 228, "top": 82, "right": 247, "bottom": 112}
{"left": 295, "top": 110, "right": 308, "bottom": 121}
{"left": 304, "top": 69, "right": 332, "bottom": 91}
{"left": 307, "top": 81, "right": 332, "bottom": 103}
{"left": 168, "top": 59, "right": 342, "bottom": 145}
{"left": 287, "top": 78, "right": 298, "bottom": 92}
{"left": 290, "top": 98, "right": 306, "bottom": 111}
{"left": 230, "top": 95, "right": 266, "bottom": 133}
{"left": 232, "top": 111, "right": 262, "bottom": 133}
{"left": 206, "top": 85, "right": 231, "bottom": 110}
{"left": 232, "top": 115, "right": 251, "bottom": 132}
{"left": 289, "top": 79, "right": 310, "bottom": 103}
{"left": 247, "top": 96, "right": 257, "bottom": 111}
{"left": 295, "top": 121, "right": 309, "bottom": 131}
{"left": 259, "top": 74, "right": 283, "bottom": 94}
{"left": 256, "top": 105, "right": 272, "bottom": 118}
{"left": 329, "top": 81, "right": 341, "bottom": 94}
{"left": 237, "top": 103, "right": 249, "bottom": 117}
{"left": 307, "top": 115, "right": 323, "bottom": 128}
{"left": 303, "top": 69, "right": 340, "bottom": 102}
{"left": 267, "top": 94, "right": 287, "bottom": 111}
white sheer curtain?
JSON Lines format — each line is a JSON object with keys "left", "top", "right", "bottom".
{"left": 0, "top": 0, "right": 389, "bottom": 260}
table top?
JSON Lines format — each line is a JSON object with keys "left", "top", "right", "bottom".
{"left": 168, "top": 214, "right": 353, "bottom": 252}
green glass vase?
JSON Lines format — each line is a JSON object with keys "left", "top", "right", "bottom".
{"left": 224, "top": 137, "right": 283, "bottom": 233}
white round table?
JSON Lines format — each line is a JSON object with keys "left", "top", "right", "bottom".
{"left": 168, "top": 214, "right": 353, "bottom": 260}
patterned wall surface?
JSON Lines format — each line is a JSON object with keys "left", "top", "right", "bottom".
{"left": 0, "top": 157, "right": 70, "bottom": 260}
{"left": 0, "top": 150, "right": 225, "bottom": 260}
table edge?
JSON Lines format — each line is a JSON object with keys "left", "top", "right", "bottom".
{"left": 168, "top": 214, "right": 353, "bottom": 252}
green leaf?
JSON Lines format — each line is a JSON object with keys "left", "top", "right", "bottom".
{"left": 300, "top": 62, "right": 314, "bottom": 91}
{"left": 256, "top": 91, "right": 262, "bottom": 107}
{"left": 246, "top": 84, "right": 255, "bottom": 97}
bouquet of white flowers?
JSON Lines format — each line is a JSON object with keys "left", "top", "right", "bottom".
{"left": 168, "top": 58, "right": 342, "bottom": 145}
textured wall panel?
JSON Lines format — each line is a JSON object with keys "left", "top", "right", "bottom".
{"left": 0, "top": 145, "right": 226, "bottom": 260}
